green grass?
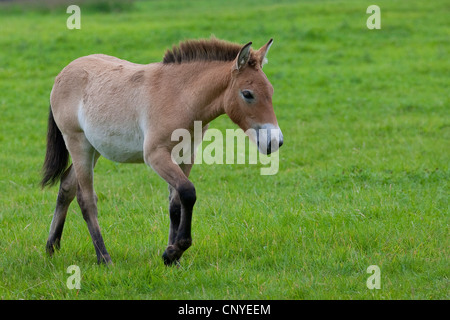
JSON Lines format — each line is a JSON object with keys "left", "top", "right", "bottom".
{"left": 0, "top": 0, "right": 448, "bottom": 299}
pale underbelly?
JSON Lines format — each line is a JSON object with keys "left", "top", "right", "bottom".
{"left": 77, "top": 100, "right": 147, "bottom": 163}
{"left": 83, "top": 122, "right": 145, "bottom": 164}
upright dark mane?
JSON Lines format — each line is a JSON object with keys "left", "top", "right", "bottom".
{"left": 163, "top": 38, "right": 245, "bottom": 64}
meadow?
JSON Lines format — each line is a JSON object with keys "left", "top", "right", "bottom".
{"left": 0, "top": 0, "right": 448, "bottom": 299}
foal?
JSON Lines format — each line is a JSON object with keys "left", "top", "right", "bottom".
{"left": 41, "top": 38, "right": 283, "bottom": 265}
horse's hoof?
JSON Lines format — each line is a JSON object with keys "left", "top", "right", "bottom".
{"left": 46, "top": 244, "right": 55, "bottom": 256}
{"left": 98, "top": 254, "right": 113, "bottom": 265}
{"left": 162, "top": 245, "right": 181, "bottom": 266}
{"left": 46, "top": 238, "right": 60, "bottom": 256}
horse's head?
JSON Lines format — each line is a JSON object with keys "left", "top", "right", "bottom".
{"left": 224, "top": 39, "right": 283, "bottom": 155}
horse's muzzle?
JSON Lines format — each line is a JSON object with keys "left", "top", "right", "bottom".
{"left": 255, "top": 124, "right": 283, "bottom": 155}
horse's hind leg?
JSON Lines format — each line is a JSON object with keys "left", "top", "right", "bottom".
{"left": 46, "top": 164, "right": 77, "bottom": 255}
{"left": 66, "top": 134, "right": 111, "bottom": 264}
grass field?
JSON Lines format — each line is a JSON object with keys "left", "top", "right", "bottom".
{"left": 0, "top": 0, "right": 448, "bottom": 300}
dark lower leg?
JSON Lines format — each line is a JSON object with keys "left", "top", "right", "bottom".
{"left": 46, "top": 165, "right": 76, "bottom": 255}
{"left": 163, "top": 182, "right": 195, "bottom": 265}
{"left": 77, "top": 186, "right": 111, "bottom": 264}
{"left": 168, "top": 186, "right": 181, "bottom": 245}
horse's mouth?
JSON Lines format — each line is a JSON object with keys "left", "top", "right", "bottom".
{"left": 255, "top": 124, "right": 283, "bottom": 155}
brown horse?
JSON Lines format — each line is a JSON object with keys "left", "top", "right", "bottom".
{"left": 41, "top": 38, "right": 283, "bottom": 265}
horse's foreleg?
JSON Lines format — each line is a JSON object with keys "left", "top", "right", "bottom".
{"left": 46, "top": 164, "right": 77, "bottom": 255}
{"left": 145, "top": 148, "right": 196, "bottom": 266}
{"left": 167, "top": 162, "right": 193, "bottom": 246}
{"left": 168, "top": 185, "right": 181, "bottom": 246}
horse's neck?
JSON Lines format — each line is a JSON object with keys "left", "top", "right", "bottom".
{"left": 161, "top": 62, "right": 231, "bottom": 125}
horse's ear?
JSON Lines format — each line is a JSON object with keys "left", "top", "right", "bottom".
{"left": 234, "top": 41, "right": 252, "bottom": 71}
{"left": 256, "top": 38, "right": 273, "bottom": 67}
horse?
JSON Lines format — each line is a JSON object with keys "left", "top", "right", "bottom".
{"left": 41, "top": 38, "right": 283, "bottom": 265}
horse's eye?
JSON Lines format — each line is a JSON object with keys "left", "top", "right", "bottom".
{"left": 241, "top": 90, "right": 254, "bottom": 101}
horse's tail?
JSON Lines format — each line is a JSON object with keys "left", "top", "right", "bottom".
{"left": 40, "top": 105, "right": 69, "bottom": 188}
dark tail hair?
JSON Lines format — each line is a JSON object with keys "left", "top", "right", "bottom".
{"left": 40, "top": 105, "right": 69, "bottom": 188}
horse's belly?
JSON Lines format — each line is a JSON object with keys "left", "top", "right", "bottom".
{"left": 79, "top": 107, "right": 145, "bottom": 163}
{"left": 87, "top": 126, "right": 145, "bottom": 163}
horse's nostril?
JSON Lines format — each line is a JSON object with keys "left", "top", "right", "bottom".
{"left": 279, "top": 138, "right": 283, "bottom": 147}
